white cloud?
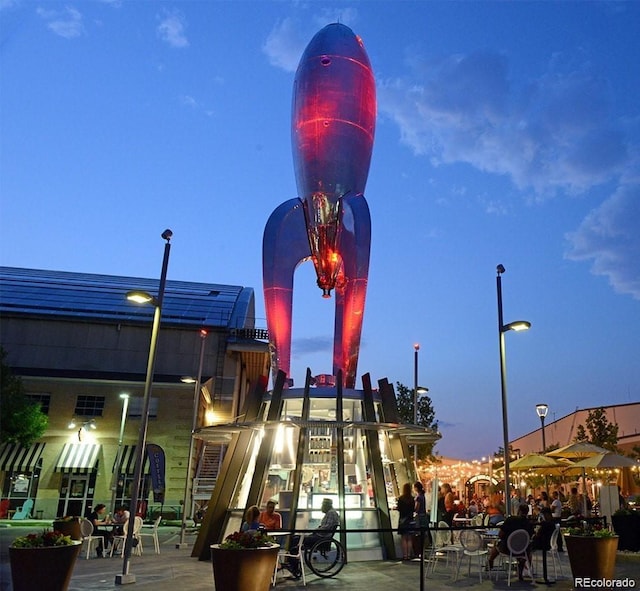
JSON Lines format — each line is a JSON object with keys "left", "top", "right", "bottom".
{"left": 379, "top": 48, "right": 638, "bottom": 298}
{"left": 378, "top": 51, "right": 629, "bottom": 197}
{"left": 37, "top": 6, "right": 85, "bottom": 39}
{"left": 262, "top": 18, "right": 306, "bottom": 72}
{"left": 157, "top": 9, "right": 188, "bottom": 48}
{"left": 565, "top": 181, "right": 640, "bottom": 299}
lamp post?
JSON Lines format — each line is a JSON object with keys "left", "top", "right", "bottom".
{"left": 496, "top": 264, "right": 530, "bottom": 517}
{"left": 536, "top": 403, "right": 549, "bottom": 494}
{"left": 111, "top": 393, "right": 130, "bottom": 513}
{"left": 116, "top": 229, "right": 172, "bottom": 586}
{"left": 412, "top": 344, "right": 429, "bottom": 473}
{"left": 536, "top": 404, "right": 548, "bottom": 452}
{"left": 177, "top": 328, "right": 207, "bottom": 549}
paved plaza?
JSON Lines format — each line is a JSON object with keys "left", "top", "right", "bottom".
{"left": 1, "top": 525, "right": 638, "bottom": 590}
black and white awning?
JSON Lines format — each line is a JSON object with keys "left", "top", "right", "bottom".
{"left": 0, "top": 442, "right": 45, "bottom": 473}
{"left": 55, "top": 443, "right": 100, "bottom": 473}
{"left": 112, "top": 445, "right": 147, "bottom": 474}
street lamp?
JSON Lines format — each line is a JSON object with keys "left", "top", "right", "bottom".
{"left": 177, "top": 328, "right": 207, "bottom": 549}
{"left": 536, "top": 404, "right": 548, "bottom": 452}
{"left": 536, "top": 403, "right": 549, "bottom": 495}
{"left": 111, "top": 393, "right": 130, "bottom": 512}
{"left": 412, "top": 344, "right": 429, "bottom": 470}
{"left": 116, "top": 229, "right": 172, "bottom": 586}
{"left": 496, "top": 264, "right": 530, "bottom": 517}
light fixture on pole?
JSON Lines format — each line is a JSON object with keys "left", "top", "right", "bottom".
{"left": 536, "top": 403, "right": 549, "bottom": 494}
{"left": 116, "top": 229, "right": 172, "bottom": 586}
{"left": 177, "top": 328, "right": 207, "bottom": 549}
{"left": 536, "top": 404, "right": 548, "bottom": 452}
{"left": 412, "top": 344, "right": 429, "bottom": 471}
{"left": 111, "top": 393, "right": 130, "bottom": 513}
{"left": 496, "top": 264, "right": 530, "bottom": 517}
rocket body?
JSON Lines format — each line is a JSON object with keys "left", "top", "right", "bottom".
{"left": 263, "top": 24, "right": 376, "bottom": 388}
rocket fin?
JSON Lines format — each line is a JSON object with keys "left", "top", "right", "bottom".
{"left": 333, "top": 192, "right": 371, "bottom": 388}
{"left": 263, "top": 198, "right": 311, "bottom": 385}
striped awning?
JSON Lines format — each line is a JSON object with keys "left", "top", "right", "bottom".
{"left": 55, "top": 443, "right": 101, "bottom": 473}
{"left": 0, "top": 442, "right": 46, "bottom": 473}
{"left": 112, "top": 445, "right": 147, "bottom": 474}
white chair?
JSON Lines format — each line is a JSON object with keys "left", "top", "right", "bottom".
{"left": 533, "top": 525, "right": 564, "bottom": 580}
{"left": 138, "top": 515, "right": 162, "bottom": 554}
{"left": 454, "top": 529, "right": 488, "bottom": 582}
{"left": 495, "top": 528, "right": 534, "bottom": 586}
{"left": 110, "top": 516, "right": 143, "bottom": 557}
{"left": 426, "top": 522, "right": 463, "bottom": 576}
{"left": 273, "top": 533, "right": 306, "bottom": 587}
{"left": 80, "top": 518, "right": 102, "bottom": 559}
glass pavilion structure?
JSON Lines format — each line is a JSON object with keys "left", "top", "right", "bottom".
{"left": 192, "top": 370, "right": 440, "bottom": 561}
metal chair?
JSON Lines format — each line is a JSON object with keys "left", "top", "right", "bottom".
{"left": 80, "top": 518, "right": 102, "bottom": 559}
{"left": 495, "top": 528, "right": 534, "bottom": 586}
{"left": 426, "top": 521, "right": 463, "bottom": 576}
{"left": 138, "top": 515, "right": 162, "bottom": 554}
{"left": 273, "top": 533, "right": 306, "bottom": 587}
{"left": 454, "top": 529, "right": 488, "bottom": 582}
{"left": 533, "top": 525, "right": 564, "bottom": 580}
{"left": 110, "top": 516, "right": 143, "bottom": 557}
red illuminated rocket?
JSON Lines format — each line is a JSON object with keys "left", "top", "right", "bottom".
{"left": 263, "top": 23, "right": 376, "bottom": 388}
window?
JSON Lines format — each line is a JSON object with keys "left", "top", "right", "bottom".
{"left": 128, "top": 397, "right": 158, "bottom": 419}
{"left": 74, "top": 395, "right": 105, "bottom": 417}
{"left": 26, "top": 393, "right": 51, "bottom": 414}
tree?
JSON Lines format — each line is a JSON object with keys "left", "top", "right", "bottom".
{"left": 573, "top": 407, "right": 619, "bottom": 451}
{"left": 0, "top": 348, "right": 48, "bottom": 446}
{"left": 395, "top": 381, "right": 438, "bottom": 459}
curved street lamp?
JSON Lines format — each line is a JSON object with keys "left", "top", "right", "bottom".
{"left": 116, "top": 229, "right": 172, "bottom": 585}
{"left": 496, "top": 264, "right": 530, "bottom": 517}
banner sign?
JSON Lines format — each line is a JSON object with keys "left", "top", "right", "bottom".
{"left": 146, "top": 443, "right": 165, "bottom": 503}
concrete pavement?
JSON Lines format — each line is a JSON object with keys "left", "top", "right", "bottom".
{"left": 1, "top": 525, "right": 639, "bottom": 590}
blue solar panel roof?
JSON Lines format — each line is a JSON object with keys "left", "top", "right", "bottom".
{"left": 0, "top": 267, "right": 256, "bottom": 330}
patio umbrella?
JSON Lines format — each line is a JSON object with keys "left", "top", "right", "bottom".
{"left": 546, "top": 442, "right": 609, "bottom": 459}
{"left": 509, "top": 453, "right": 563, "bottom": 470}
{"left": 547, "top": 442, "right": 610, "bottom": 514}
{"left": 570, "top": 453, "right": 639, "bottom": 470}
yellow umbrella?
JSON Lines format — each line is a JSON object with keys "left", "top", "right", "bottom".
{"left": 570, "top": 453, "right": 639, "bottom": 470}
{"left": 547, "top": 442, "right": 609, "bottom": 459}
{"left": 509, "top": 453, "right": 564, "bottom": 470}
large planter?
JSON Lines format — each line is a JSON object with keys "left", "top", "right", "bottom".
{"left": 9, "top": 541, "right": 82, "bottom": 591}
{"left": 565, "top": 535, "right": 618, "bottom": 579}
{"left": 53, "top": 517, "right": 83, "bottom": 540}
{"left": 612, "top": 513, "right": 640, "bottom": 552}
{"left": 210, "top": 544, "right": 279, "bottom": 591}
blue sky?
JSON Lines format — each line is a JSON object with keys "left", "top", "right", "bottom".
{"left": 1, "top": 1, "right": 638, "bottom": 459}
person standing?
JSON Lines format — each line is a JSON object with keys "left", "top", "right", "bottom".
{"left": 396, "top": 483, "right": 415, "bottom": 560}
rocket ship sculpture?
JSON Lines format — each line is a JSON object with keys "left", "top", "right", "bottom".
{"left": 263, "top": 23, "right": 376, "bottom": 389}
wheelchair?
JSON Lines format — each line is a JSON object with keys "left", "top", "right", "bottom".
{"left": 303, "top": 535, "right": 346, "bottom": 578}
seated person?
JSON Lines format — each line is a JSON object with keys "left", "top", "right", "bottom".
{"left": 112, "top": 505, "right": 130, "bottom": 535}
{"left": 487, "top": 503, "right": 534, "bottom": 579}
{"left": 532, "top": 507, "right": 556, "bottom": 552}
{"left": 284, "top": 498, "right": 340, "bottom": 579}
{"left": 240, "top": 505, "right": 261, "bottom": 532}
{"left": 88, "top": 503, "right": 113, "bottom": 558}
{"left": 259, "top": 500, "right": 282, "bottom": 531}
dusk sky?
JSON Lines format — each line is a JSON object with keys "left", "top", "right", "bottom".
{"left": 1, "top": 1, "right": 638, "bottom": 460}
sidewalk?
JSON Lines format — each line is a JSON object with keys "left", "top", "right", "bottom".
{"left": 1, "top": 524, "right": 638, "bottom": 590}
{"left": 65, "top": 527, "right": 639, "bottom": 591}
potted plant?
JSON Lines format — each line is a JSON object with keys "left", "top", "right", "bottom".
{"left": 9, "top": 529, "right": 82, "bottom": 591}
{"left": 52, "top": 515, "right": 83, "bottom": 540}
{"left": 564, "top": 522, "right": 618, "bottom": 579}
{"left": 210, "top": 530, "right": 279, "bottom": 591}
{"left": 611, "top": 508, "right": 640, "bottom": 552}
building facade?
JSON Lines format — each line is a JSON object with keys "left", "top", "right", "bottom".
{"left": 0, "top": 267, "right": 269, "bottom": 520}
